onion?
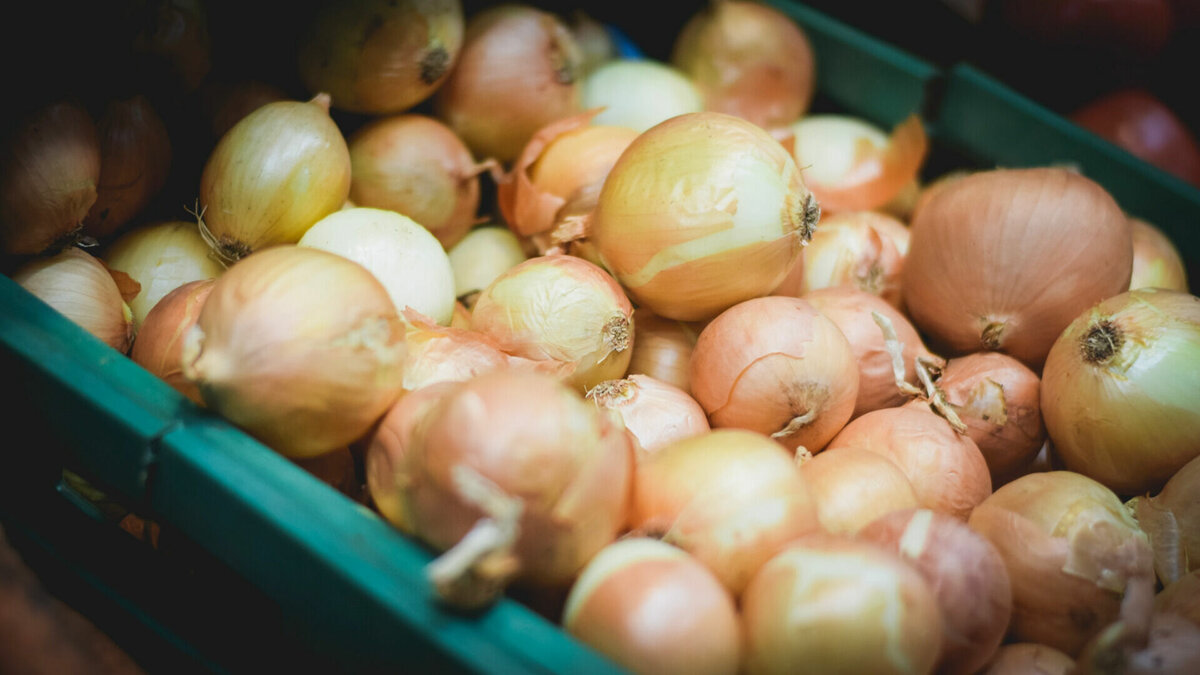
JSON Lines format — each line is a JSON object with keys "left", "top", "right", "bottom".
{"left": 793, "top": 211, "right": 909, "bottom": 307}
{"left": 102, "top": 220, "right": 224, "bottom": 330}
{"left": 297, "top": 0, "right": 463, "bottom": 114}
{"left": 586, "top": 374, "right": 709, "bottom": 457}
{"left": 671, "top": 0, "right": 816, "bottom": 132}
{"left": 859, "top": 508, "right": 1013, "bottom": 675}
{"left": 980, "top": 643, "right": 1075, "bottom": 674}
{"left": 630, "top": 429, "right": 822, "bottom": 596}
{"left": 200, "top": 79, "right": 288, "bottom": 141}
{"left": 691, "top": 295, "right": 858, "bottom": 453}
{"left": 130, "top": 279, "right": 213, "bottom": 405}
{"left": 562, "top": 538, "right": 741, "bottom": 675}
{"left": 580, "top": 59, "right": 703, "bottom": 132}
{"left": 967, "top": 471, "right": 1155, "bottom": 655}
{"left": 433, "top": 4, "right": 583, "bottom": 163}
{"left": 902, "top": 167, "right": 1133, "bottom": 369}
{"left": 0, "top": 102, "right": 99, "bottom": 256}
{"left": 1070, "top": 88, "right": 1200, "bottom": 187}
{"left": 12, "top": 246, "right": 134, "bottom": 353}
{"left": 198, "top": 95, "right": 351, "bottom": 263}
{"left": 82, "top": 95, "right": 172, "bottom": 240}
{"left": 803, "top": 287, "right": 938, "bottom": 419}
{"left": 469, "top": 254, "right": 633, "bottom": 392}
{"left": 131, "top": 0, "right": 211, "bottom": 92}
{"left": 790, "top": 114, "right": 929, "bottom": 214}
{"left": 298, "top": 207, "right": 457, "bottom": 326}
{"left": 741, "top": 533, "right": 944, "bottom": 675}
{"left": 1041, "top": 288, "right": 1200, "bottom": 496}
{"left": 1156, "top": 571, "right": 1200, "bottom": 627}
{"left": 625, "top": 308, "right": 697, "bottom": 394}
{"left": 1129, "top": 217, "right": 1189, "bottom": 291}
{"left": 1129, "top": 454, "right": 1200, "bottom": 585}
{"left": 446, "top": 225, "right": 528, "bottom": 305}
{"left": 1074, "top": 611, "right": 1200, "bottom": 674}
{"left": 181, "top": 246, "right": 406, "bottom": 458}
{"left": 826, "top": 404, "right": 993, "bottom": 520}
{"left": 797, "top": 446, "right": 919, "bottom": 534}
{"left": 347, "top": 114, "right": 485, "bottom": 249}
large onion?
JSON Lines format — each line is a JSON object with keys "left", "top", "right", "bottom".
{"left": 902, "top": 167, "right": 1133, "bottom": 369}
{"left": 12, "top": 246, "right": 134, "bottom": 353}
{"left": 589, "top": 111, "right": 820, "bottom": 321}
{"left": 82, "top": 95, "right": 172, "bottom": 240}
{"left": 1041, "top": 288, "right": 1200, "bottom": 496}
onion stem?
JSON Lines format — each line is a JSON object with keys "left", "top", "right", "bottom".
{"left": 871, "top": 310, "right": 923, "bottom": 398}
{"left": 915, "top": 357, "right": 968, "bottom": 434}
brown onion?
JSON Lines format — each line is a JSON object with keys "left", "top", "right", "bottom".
{"left": 562, "top": 538, "right": 741, "bottom": 675}
{"left": 902, "top": 167, "right": 1133, "bottom": 369}
{"left": 1130, "top": 217, "right": 1189, "bottom": 292}
{"left": 980, "top": 643, "right": 1075, "bottom": 674}
{"left": 1130, "top": 454, "right": 1200, "bottom": 585}
{"left": 297, "top": 0, "right": 463, "bottom": 114}
{"left": 130, "top": 278, "right": 214, "bottom": 405}
{"left": 794, "top": 210, "right": 909, "bottom": 307}
{"left": 625, "top": 308, "right": 697, "bottom": 394}
{"left": 82, "top": 95, "right": 172, "bottom": 240}
{"left": 671, "top": 0, "right": 816, "bottom": 132}
{"left": 433, "top": 4, "right": 583, "bottom": 163}
{"left": 1, "top": 102, "right": 99, "bottom": 256}
{"left": 12, "top": 246, "right": 134, "bottom": 353}
{"left": 797, "top": 446, "right": 919, "bottom": 534}
{"left": 586, "top": 374, "right": 709, "bottom": 457}
{"left": 859, "top": 508, "right": 1013, "bottom": 675}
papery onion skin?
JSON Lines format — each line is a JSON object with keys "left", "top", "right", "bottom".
{"left": 979, "top": 643, "right": 1075, "bottom": 675}
{"left": 1, "top": 102, "right": 100, "bottom": 256}
{"left": 1041, "top": 288, "right": 1200, "bottom": 496}
{"left": 562, "top": 538, "right": 741, "bottom": 675}
{"left": 130, "top": 278, "right": 214, "bottom": 405}
{"left": 586, "top": 374, "right": 709, "bottom": 457}
{"left": 297, "top": 0, "right": 464, "bottom": 115}
{"left": 1131, "top": 453, "right": 1200, "bottom": 585}
{"left": 347, "top": 114, "right": 481, "bottom": 249}
{"left": 967, "top": 471, "right": 1155, "bottom": 656}
{"left": 797, "top": 446, "right": 920, "bottom": 534}
{"left": 858, "top": 508, "right": 1013, "bottom": 675}
{"left": 691, "top": 296, "right": 859, "bottom": 453}
{"left": 12, "top": 246, "right": 134, "bottom": 353}
{"left": 1129, "top": 217, "right": 1188, "bottom": 292}
{"left": 581, "top": 59, "right": 704, "bottom": 133}
{"left": 590, "top": 111, "right": 819, "bottom": 322}
{"left": 182, "top": 246, "right": 406, "bottom": 458}
{"left": 902, "top": 167, "right": 1133, "bottom": 370}
{"left": 625, "top": 308, "right": 697, "bottom": 394}
{"left": 796, "top": 211, "right": 909, "bottom": 308}
{"left": 741, "top": 533, "right": 944, "bottom": 675}
{"left": 82, "top": 95, "right": 172, "bottom": 240}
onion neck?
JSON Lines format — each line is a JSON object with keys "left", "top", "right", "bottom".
{"left": 1081, "top": 319, "right": 1123, "bottom": 365}
{"left": 420, "top": 42, "right": 451, "bottom": 84}
{"left": 798, "top": 193, "right": 820, "bottom": 243}
{"left": 981, "top": 321, "right": 1006, "bottom": 351}
{"left": 603, "top": 314, "right": 632, "bottom": 354}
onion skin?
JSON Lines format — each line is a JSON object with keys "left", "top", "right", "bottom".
{"left": 1131, "top": 454, "right": 1200, "bottom": 585}
{"left": 586, "top": 374, "right": 709, "bottom": 457}
{"left": 130, "top": 278, "right": 214, "bottom": 405}
{"left": 12, "top": 246, "right": 134, "bottom": 354}
{"left": 795, "top": 211, "right": 910, "bottom": 308}
{"left": 980, "top": 643, "right": 1075, "bottom": 674}
{"left": 1, "top": 102, "right": 100, "bottom": 256}
{"left": 858, "top": 508, "right": 1013, "bottom": 675}
{"left": 1155, "top": 571, "right": 1200, "bottom": 627}
{"left": 1041, "top": 289, "right": 1200, "bottom": 496}
{"left": 82, "top": 95, "right": 172, "bottom": 240}
{"left": 562, "top": 538, "right": 741, "bottom": 675}
{"left": 902, "top": 167, "right": 1133, "bottom": 370}
{"left": 625, "top": 308, "right": 697, "bottom": 394}
{"left": 797, "top": 446, "right": 920, "bottom": 534}
{"left": 1129, "top": 217, "right": 1188, "bottom": 292}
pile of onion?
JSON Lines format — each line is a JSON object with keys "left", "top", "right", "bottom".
{"left": 12, "top": 246, "right": 135, "bottom": 353}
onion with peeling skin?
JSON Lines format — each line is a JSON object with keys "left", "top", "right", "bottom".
{"left": 586, "top": 374, "right": 709, "bottom": 458}
{"left": 131, "top": 278, "right": 214, "bottom": 405}
{"left": 1129, "top": 217, "right": 1189, "bottom": 291}
{"left": 858, "top": 508, "right": 1013, "bottom": 675}
{"left": 581, "top": 59, "right": 704, "bottom": 133}
{"left": 794, "top": 211, "right": 910, "bottom": 307}
{"left": 82, "top": 95, "right": 172, "bottom": 240}
{"left": 797, "top": 446, "right": 919, "bottom": 534}
{"left": 12, "top": 247, "right": 134, "bottom": 354}
{"left": 967, "top": 471, "right": 1155, "bottom": 656}
{"left": 625, "top": 308, "right": 697, "bottom": 394}
{"left": 980, "top": 643, "right": 1075, "bottom": 675}
{"left": 562, "top": 538, "right": 741, "bottom": 675}
{"left": 1128, "top": 453, "right": 1200, "bottom": 586}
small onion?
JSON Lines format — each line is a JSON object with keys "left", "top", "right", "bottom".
{"left": 589, "top": 111, "right": 820, "bottom": 321}
{"left": 967, "top": 471, "right": 1155, "bottom": 655}
{"left": 1129, "top": 454, "right": 1200, "bottom": 585}
{"left": 581, "top": 59, "right": 704, "bottom": 133}
{"left": 1129, "top": 217, "right": 1188, "bottom": 292}
{"left": 902, "top": 167, "right": 1132, "bottom": 369}
{"left": 1041, "top": 288, "right": 1200, "bottom": 496}
{"left": 794, "top": 210, "right": 910, "bottom": 307}
{"left": 130, "top": 278, "right": 214, "bottom": 405}
{"left": 797, "top": 446, "right": 920, "bottom": 534}
{"left": 102, "top": 220, "right": 224, "bottom": 330}
{"left": 624, "top": 308, "right": 697, "bottom": 394}
{"left": 671, "top": 0, "right": 816, "bottom": 132}
{"left": 12, "top": 246, "right": 134, "bottom": 353}
{"left": 859, "top": 508, "right": 1014, "bottom": 675}
{"left": 182, "top": 246, "right": 407, "bottom": 458}
{"left": 741, "top": 533, "right": 944, "bottom": 675}
{"left": 82, "top": 95, "right": 172, "bottom": 240}
{"left": 586, "top": 374, "right": 709, "bottom": 457}
{"left": 691, "top": 296, "right": 859, "bottom": 453}
{"left": 562, "top": 538, "right": 741, "bottom": 675}
{"left": 198, "top": 95, "right": 351, "bottom": 263}
{"left": 446, "top": 225, "right": 528, "bottom": 304}
{"left": 298, "top": 207, "right": 457, "bottom": 326}
{"left": 347, "top": 114, "right": 484, "bottom": 249}
{"left": 980, "top": 643, "right": 1075, "bottom": 675}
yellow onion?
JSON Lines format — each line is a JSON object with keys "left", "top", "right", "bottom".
{"left": 1156, "top": 571, "right": 1200, "bottom": 626}
{"left": 470, "top": 254, "right": 633, "bottom": 392}
{"left": 797, "top": 446, "right": 919, "bottom": 534}
{"left": 130, "top": 278, "right": 213, "bottom": 405}
{"left": 1129, "top": 217, "right": 1189, "bottom": 291}
{"left": 82, "top": 95, "right": 172, "bottom": 240}
{"left": 859, "top": 508, "right": 1014, "bottom": 675}
{"left": 1041, "top": 289, "right": 1200, "bottom": 496}
{"left": 1, "top": 102, "right": 99, "bottom": 256}
{"left": 563, "top": 538, "right": 741, "bottom": 675}
{"left": 790, "top": 114, "right": 929, "bottom": 214}
{"left": 979, "top": 643, "right": 1075, "bottom": 674}
{"left": 102, "top": 220, "right": 224, "bottom": 330}
{"left": 826, "top": 404, "right": 993, "bottom": 520}
{"left": 586, "top": 374, "right": 709, "bottom": 457}
{"left": 631, "top": 429, "right": 822, "bottom": 596}
{"left": 671, "top": 0, "right": 816, "bottom": 132}
{"left": 1129, "top": 454, "right": 1200, "bottom": 586}
{"left": 347, "top": 114, "right": 485, "bottom": 249}
{"left": 690, "top": 296, "right": 859, "bottom": 453}
{"left": 433, "top": 4, "right": 583, "bottom": 163}
{"left": 967, "top": 471, "right": 1155, "bottom": 655}
{"left": 581, "top": 59, "right": 704, "bottom": 132}
{"left": 446, "top": 225, "right": 528, "bottom": 305}
{"left": 298, "top": 207, "right": 456, "bottom": 326}
{"left": 12, "top": 246, "right": 134, "bottom": 353}
{"left": 903, "top": 167, "right": 1132, "bottom": 369}
{"left": 182, "top": 246, "right": 406, "bottom": 458}
{"left": 198, "top": 95, "right": 351, "bottom": 263}
{"left": 199, "top": 79, "right": 288, "bottom": 141}
{"left": 589, "top": 111, "right": 820, "bottom": 321}
{"left": 793, "top": 210, "right": 909, "bottom": 307}
{"left": 297, "top": 0, "right": 463, "bottom": 114}
{"left": 741, "top": 533, "right": 944, "bottom": 675}
{"left": 625, "top": 308, "right": 698, "bottom": 394}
